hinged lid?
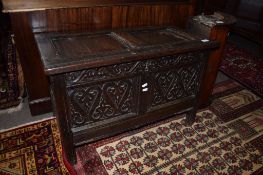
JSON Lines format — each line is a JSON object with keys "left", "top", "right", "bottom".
{"left": 35, "top": 27, "right": 219, "bottom": 75}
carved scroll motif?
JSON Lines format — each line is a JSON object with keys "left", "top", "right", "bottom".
{"left": 66, "top": 62, "right": 144, "bottom": 85}
{"left": 65, "top": 52, "right": 205, "bottom": 86}
{"left": 66, "top": 52, "right": 206, "bottom": 127}
{"left": 67, "top": 78, "right": 137, "bottom": 127}
{"left": 150, "top": 63, "right": 203, "bottom": 107}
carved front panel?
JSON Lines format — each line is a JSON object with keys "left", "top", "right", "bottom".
{"left": 67, "top": 77, "right": 139, "bottom": 128}
{"left": 65, "top": 53, "right": 204, "bottom": 86}
{"left": 142, "top": 53, "right": 203, "bottom": 72}
{"left": 149, "top": 61, "right": 204, "bottom": 109}
{"left": 65, "top": 62, "right": 144, "bottom": 85}
{"left": 65, "top": 52, "right": 206, "bottom": 127}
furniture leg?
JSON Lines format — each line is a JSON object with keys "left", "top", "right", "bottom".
{"left": 50, "top": 75, "right": 76, "bottom": 164}
{"left": 186, "top": 108, "right": 196, "bottom": 125}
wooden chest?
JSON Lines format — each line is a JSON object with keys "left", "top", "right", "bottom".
{"left": 35, "top": 27, "right": 218, "bottom": 164}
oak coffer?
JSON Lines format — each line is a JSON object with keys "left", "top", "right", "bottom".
{"left": 35, "top": 27, "right": 218, "bottom": 164}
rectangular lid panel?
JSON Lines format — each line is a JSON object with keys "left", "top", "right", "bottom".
{"left": 52, "top": 34, "right": 127, "bottom": 58}
{"left": 35, "top": 27, "right": 218, "bottom": 75}
{"left": 113, "top": 28, "right": 197, "bottom": 49}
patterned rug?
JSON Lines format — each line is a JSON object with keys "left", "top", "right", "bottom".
{"left": 0, "top": 119, "right": 69, "bottom": 175}
{"left": 74, "top": 80, "right": 263, "bottom": 175}
{"left": 1, "top": 81, "right": 263, "bottom": 175}
{"left": 220, "top": 43, "right": 263, "bottom": 97}
{"left": 210, "top": 80, "right": 263, "bottom": 155}
{"left": 210, "top": 81, "right": 263, "bottom": 123}
{"left": 0, "top": 33, "right": 24, "bottom": 109}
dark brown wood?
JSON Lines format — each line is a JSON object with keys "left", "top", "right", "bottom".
{"left": 29, "top": 3, "right": 195, "bottom": 33}
{"left": 35, "top": 27, "right": 218, "bottom": 75}
{"left": 5, "top": 0, "right": 197, "bottom": 115}
{"left": 2, "top": 0, "right": 191, "bottom": 12}
{"left": 187, "top": 12, "right": 236, "bottom": 107}
{"left": 28, "top": 97, "right": 52, "bottom": 115}
{"left": 36, "top": 27, "right": 218, "bottom": 164}
{"left": 199, "top": 25, "right": 230, "bottom": 107}
{"left": 10, "top": 13, "right": 52, "bottom": 115}
{"left": 50, "top": 75, "right": 75, "bottom": 164}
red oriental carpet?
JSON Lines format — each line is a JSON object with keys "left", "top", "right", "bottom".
{"left": 0, "top": 33, "right": 24, "bottom": 109}
{"left": 220, "top": 43, "right": 263, "bottom": 98}
{"left": 0, "top": 118, "right": 69, "bottom": 174}
{"left": 1, "top": 80, "right": 263, "bottom": 175}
